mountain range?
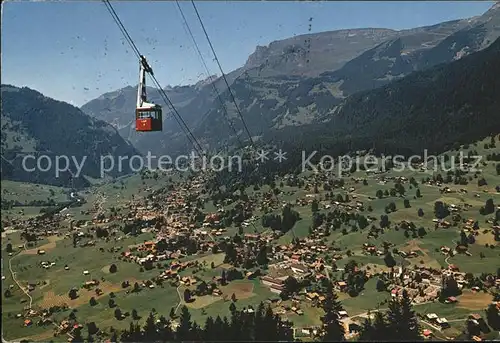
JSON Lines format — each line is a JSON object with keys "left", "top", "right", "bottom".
{"left": 0, "top": 85, "right": 139, "bottom": 187}
{"left": 2, "top": 3, "right": 499, "bottom": 188}
{"left": 81, "top": 3, "right": 500, "bottom": 156}
{"left": 270, "top": 35, "right": 500, "bottom": 159}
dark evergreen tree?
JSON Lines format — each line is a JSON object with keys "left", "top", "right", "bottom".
{"left": 157, "top": 315, "right": 174, "bottom": 341}
{"left": 176, "top": 306, "right": 193, "bottom": 341}
{"left": 371, "top": 311, "right": 389, "bottom": 340}
{"left": 386, "top": 296, "right": 403, "bottom": 340}
{"left": 399, "top": 290, "right": 421, "bottom": 340}
{"left": 321, "top": 283, "right": 345, "bottom": 341}
{"left": 384, "top": 252, "right": 397, "bottom": 268}
{"left": 485, "top": 303, "right": 500, "bottom": 330}
{"left": 358, "top": 311, "right": 375, "bottom": 341}
{"left": 143, "top": 312, "right": 158, "bottom": 341}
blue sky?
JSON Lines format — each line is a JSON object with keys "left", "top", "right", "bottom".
{"left": 1, "top": 1, "right": 495, "bottom": 106}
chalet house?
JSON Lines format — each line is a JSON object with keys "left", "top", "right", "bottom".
{"left": 422, "top": 329, "right": 432, "bottom": 339}
{"left": 306, "top": 292, "right": 319, "bottom": 301}
{"left": 290, "top": 254, "right": 301, "bottom": 262}
{"left": 440, "top": 221, "right": 451, "bottom": 228}
{"left": 162, "top": 270, "right": 178, "bottom": 279}
{"left": 436, "top": 318, "right": 449, "bottom": 329}
{"left": 315, "top": 274, "right": 327, "bottom": 281}
{"left": 246, "top": 270, "right": 259, "bottom": 279}
{"left": 468, "top": 313, "right": 487, "bottom": 329}
{"left": 426, "top": 313, "right": 438, "bottom": 322}
{"left": 419, "top": 269, "right": 432, "bottom": 279}
{"left": 261, "top": 276, "right": 288, "bottom": 293}
{"left": 290, "top": 263, "right": 309, "bottom": 275}
{"left": 180, "top": 276, "right": 197, "bottom": 285}
{"left": 83, "top": 280, "right": 99, "bottom": 289}
{"left": 213, "top": 276, "right": 223, "bottom": 284}
{"left": 244, "top": 233, "right": 260, "bottom": 241}
{"left": 337, "top": 281, "right": 348, "bottom": 292}
{"left": 406, "top": 251, "right": 418, "bottom": 258}
{"left": 310, "top": 260, "right": 325, "bottom": 271}
{"left": 445, "top": 296, "right": 458, "bottom": 304}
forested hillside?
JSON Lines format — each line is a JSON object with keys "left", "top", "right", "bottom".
{"left": 1, "top": 85, "right": 139, "bottom": 187}
{"left": 267, "top": 37, "right": 500, "bottom": 162}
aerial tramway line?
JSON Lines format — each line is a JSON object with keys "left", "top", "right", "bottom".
{"left": 103, "top": 0, "right": 164, "bottom": 133}
{"left": 102, "top": 0, "right": 294, "bottom": 238}
{"left": 135, "top": 55, "right": 162, "bottom": 132}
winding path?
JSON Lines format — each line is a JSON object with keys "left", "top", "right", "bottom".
{"left": 4, "top": 244, "right": 74, "bottom": 342}
{"left": 175, "top": 285, "right": 183, "bottom": 313}
{"left": 444, "top": 255, "right": 451, "bottom": 266}
{"left": 7, "top": 244, "right": 33, "bottom": 309}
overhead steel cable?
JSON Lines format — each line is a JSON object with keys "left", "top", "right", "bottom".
{"left": 103, "top": 0, "right": 204, "bottom": 156}
{"left": 175, "top": 0, "right": 245, "bottom": 150}
{"left": 149, "top": 73, "right": 205, "bottom": 154}
{"left": 103, "top": 0, "right": 267, "bottom": 236}
{"left": 190, "top": 0, "right": 255, "bottom": 148}
{"left": 182, "top": 0, "right": 284, "bottom": 231}
{"left": 103, "top": 0, "right": 141, "bottom": 59}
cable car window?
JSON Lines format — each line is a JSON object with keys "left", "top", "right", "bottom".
{"left": 137, "top": 111, "right": 155, "bottom": 119}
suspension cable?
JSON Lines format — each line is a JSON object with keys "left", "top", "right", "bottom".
{"left": 103, "top": 1, "right": 268, "bottom": 235}
{"left": 175, "top": 0, "right": 245, "bottom": 150}
{"left": 103, "top": 0, "right": 204, "bottom": 156}
{"left": 190, "top": 0, "right": 255, "bottom": 148}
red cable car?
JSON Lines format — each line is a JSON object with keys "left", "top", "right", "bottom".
{"left": 136, "top": 55, "right": 162, "bottom": 132}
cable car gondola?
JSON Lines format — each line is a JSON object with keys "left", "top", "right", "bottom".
{"left": 136, "top": 55, "right": 162, "bottom": 132}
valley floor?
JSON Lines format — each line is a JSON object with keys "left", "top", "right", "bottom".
{"left": 2, "top": 137, "right": 499, "bottom": 342}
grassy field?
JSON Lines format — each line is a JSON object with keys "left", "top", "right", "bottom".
{"left": 1, "top": 181, "right": 71, "bottom": 221}
{"left": 1, "top": 180, "right": 69, "bottom": 203}
{"left": 2, "top": 137, "right": 499, "bottom": 341}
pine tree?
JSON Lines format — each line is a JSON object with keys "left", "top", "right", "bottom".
{"left": 358, "top": 311, "right": 375, "bottom": 341}
{"left": 485, "top": 303, "right": 500, "bottom": 330}
{"left": 110, "top": 329, "right": 118, "bottom": 342}
{"left": 213, "top": 315, "right": 226, "bottom": 340}
{"left": 131, "top": 309, "right": 139, "bottom": 320}
{"left": 386, "top": 290, "right": 421, "bottom": 340}
{"left": 143, "top": 311, "right": 158, "bottom": 341}
{"left": 203, "top": 316, "right": 215, "bottom": 341}
{"left": 241, "top": 309, "right": 255, "bottom": 341}
{"left": 372, "top": 311, "right": 389, "bottom": 340}
{"left": 254, "top": 302, "right": 266, "bottom": 341}
{"left": 176, "top": 306, "right": 192, "bottom": 341}
{"left": 386, "top": 296, "right": 403, "bottom": 339}
{"left": 157, "top": 315, "right": 174, "bottom": 341}
{"left": 256, "top": 245, "right": 269, "bottom": 265}
{"left": 129, "top": 322, "right": 142, "bottom": 342}
{"left": 263, "top": 305, "right": 279, "bottom": 341}
{"left": 190, "top": 322, "right": 203, "bottom": 341}
{"left": 321, "top": 283, "right": 345, "bottom": 341}
{"left": 72, "top": 328, "right": 84, "bottom": 343}
{"left": 229, "top": 308, "right": 242, "bottom": 341}
{"left": 399, "top": 290, "right": 421, "bottom": 340}
{"left": 277, "top": 317, "right": 294, "bottom": 341}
